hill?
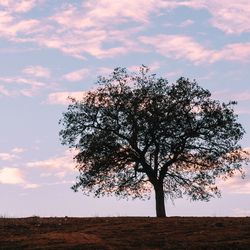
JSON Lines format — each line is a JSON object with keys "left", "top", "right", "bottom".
{"left": 1, "top": 217, "right": 250, "bottom": 249}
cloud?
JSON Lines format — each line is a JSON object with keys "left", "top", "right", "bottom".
{"left": 233, "top": 208, "right": 250, "bottom": 216}
{"left": 0, "top": 0, "right": 41, "bottom": 13}
{"left": 0, "top": 76, "right": 45, "bottom": 97}
{"left": 163, "top": 0, "right": 250, "bottom": 34}
{"left": 6, "top": 1, "right": 146, "bottom": 59}
{"left": 213, "top": 43, "right": 250, "bottom": 62}
{"left": 219, "top": 172, "right": 250, "bottom": 194}
{"left": 179, "top": 19, "right": 194, "bottom": 27}
{"left": 23, "top": 183, "right": 40, "bottom": 189}
{"left": 128, "top": 61, "right": 161, "bottom": 72}
{"left": 26, "top": 150, "right": 78, "bottom": 179}
{"left": 0, "top": 0, "right": 249, "bottom": 62}
{"left": 52, "top": 1, "right": 158, "bottom": 27}
{"left": 22, "top": 65, "right": 51, "bottom": 78}
{"left": 219, "top": 148, "right": 250, "bottom": 194}
{"left": 0, "top": 147, "right": 25, "bottom": 161}
{"left": 0, "top": 153, "right": 16, "bottom": 161}
{"left": 140, "top": 35, "right": 213, "bottom": 64}
{"left": 212, "top": 90, "right": 250, "bottom": 102}
{"left": 46, "top": 91, "right": 86, "bottom": 105}
{"left": 36, "top": 25, "right": 143, "bottom": 59}
{"left": 26, "top": 150, "right": 76, "bottom": 171}
{"left": 0, "top": 167, "right": 25, "bottom": 184}
{"left": 205, "top": 0, "right": 250, "bottom": 34}
{"left": 0, "top": 85, "right": 11, "bottom": 96}
{"left": 0, "top": 10, "right": 40, "bottom": 39}
{"left": 0, "top": 166, "right": 39, "bottom": 188}
{"left": 63, "top": 68, "right": 89, "bottom": 82}
{"left": 140, "top": 34, "right": 250, "bottom": 64}
{"left": 11, "top": 147, "right": 26, "bottom": 153}
{"left": 97, "top": 67, "right": 114, "bottom": 76}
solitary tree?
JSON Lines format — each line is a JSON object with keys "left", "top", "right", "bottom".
{"left": 59, "top": 66, "right": 248, "bottom": 217}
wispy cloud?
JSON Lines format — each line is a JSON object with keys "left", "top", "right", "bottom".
{"left": 46, "top": 91, "right": 86, "bottom": 105}
{"left": 219, "top": 148, "right": 250, "bottom": 194}
{"left": 0, "top": 0, "right": 41, "bottom": 13}
{"left": 179, "top": 19, "right": 194, "bottom": 28}
{"left": 213, "top": 43, "right": 250, "bottom": 62}
{"left": 22, "top": 65, "right": 51, "bottom": 78}
{"left": 0, "top": 85, "right": 11, "bottom": 96}
{"left": 1, "top": 0, "right": 248, "bottom": 63}
{"left": 205, "top": 0, "right": 250, "bottom": 34}
{"left": 0, "top": 167, "right": 40, "bottom": 188}
{"left": 26, "top": 150, "right": 78, "bottom": 179}
{"left": 0, "top": 1, "right": 146, "bottom": 59}
{"left": 140, "top": 35, "right": 213, "bottom": 64}
{"left": 166, "top": 0, "right": 250, "bottom": 34}
{"left": 51, "top": 1, "right": 158, "bottom": 27}
{"left": 0, "top": 153, "right": 16, "bottom": 161}
{"left": 63, "top": 68, "right": 89, "bottom": 82}
{"left": 0, "top": 10, "right": 40, "bottom": 39}
{"left": 11, "top": 147, "right": 26, "bottom": 153}
{"left": 0, "top": 76, "right": 45, "bottom": 97}
{"left": 0, "top": 147, "right": 25, "bottom": 161}
{"left": 212, "top": 90, "right": 250, "bottom": 102}
{"left": 219, "top": 172, "right": 250, "bottom": 194}
{"left": 0, "top": 167, "right": 25, "bottom": 184}
{"left": 232, "top": 208, "right": 250, "bottom": 216}
{"left": 97, "top": 67, "right": 114, "bottom": 76}
{"left": 128, "top": 61, "right": 161, "bottom": 72}
{"left": 140, "top": 35, "right": 250, "bottom": 64}
{"left": 23, "top": 183, "right": 40, "bottom": 189}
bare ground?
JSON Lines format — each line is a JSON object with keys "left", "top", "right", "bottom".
{"left": 1, "top": 217, "right": 250, "bottom": 249}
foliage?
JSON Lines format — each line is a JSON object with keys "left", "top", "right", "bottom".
{"left": 59, "top": 66, "right": 248, "bottom": 216}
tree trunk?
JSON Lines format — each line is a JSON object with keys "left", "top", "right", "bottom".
{"left": 154, "top": 183, "right": 166, "bottom": 217}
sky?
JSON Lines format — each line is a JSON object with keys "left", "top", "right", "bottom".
{"left": 0, "top": 0, "right": 250, "bottom": 217}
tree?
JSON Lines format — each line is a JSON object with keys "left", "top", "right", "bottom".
{"left": 59, "top": 66, "right": 248, "bottom": 217}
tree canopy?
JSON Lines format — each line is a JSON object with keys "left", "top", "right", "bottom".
{"left": 59, "top": 66, "right": 248, "bottom": 217}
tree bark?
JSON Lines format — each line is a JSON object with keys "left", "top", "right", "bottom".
{"left": 154, "top": 183, "right": 166, "bottom": 217}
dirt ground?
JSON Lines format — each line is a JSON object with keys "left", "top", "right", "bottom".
{"left": 0, "top": 217, "right": 250, "bottom": 249}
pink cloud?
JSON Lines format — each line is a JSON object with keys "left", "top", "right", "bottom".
{"left": 1, "top": 0, "right": 249, "bottom": 62}
{"left": 35, "top": 27, "right": 135, "bottom": 59}
{"left": 97, "top": 67, "right": 114, "bottom": 76}
{"left": 128, "top": 61, "right": 161, "bottom": 72}
{"left": 213, "top": 43, "right": 250, "bottom": 62}
{"left": 82, "top": 0, "right": 157, "bottom": 24}
{"left": 140, "top": 35, "right": 213, "bottom": 64}
{"left": 0, "top": 167, "right": 25, "bottom": 184}
{"left": 23, "top": 183, "right": 40, "bottom": 189}
{"left": 222, "top": 176, "right": 250, "bottom": 195}
{"left": 11, "top": 147, "right": 26, "bottom": 153}
{"left": 0, "top": 0, "right": 41, "bottom": 13}
{"left": 26, "top": 150, "right": 78, "bottom": 179}
{"left": 233, "top": 208, "right": 250, "bottom": 216}
{"left": 0, "top": 153, "right": 16, "bottom": 161}
{"left": 38, "top": 2, "right": 147, "bottom": 59}
{"left": 63, "top": 68, "right": 89, "bottom": 82}
{"left": 218, "top": 147, "right": 250, "bottom": 194}
{"left": 0, "top": 147, "right": 25, "bottom": 161}
{"left": 212, "top": 90, "right": 250, "bottom": 102}
{"left": 179, "top": 19, "right": 194, "bottom": 27}
{"left": 0, "top": 76, "right": 45, "bottom": 97}
{"left": 0, "top": 11, "right": 40, "bottom": 40}
{"left": 46, "top": 91, "right": 86, "bottom": 105}
{"left": 158, "top": 0, "right": 250, "bottom": 34}
{"left": 0, "top": 85, "right": 11, "bottom": 96}
{"left": 22, "top": 65, "right": 51, "bottom": 78}
{"left": 140, "top": 34, "right": 250, "bottom": 64}
{"left": 205, "top": 0, "right": 250, "bottom": 34}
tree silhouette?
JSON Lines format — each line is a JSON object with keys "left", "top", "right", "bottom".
{"left": 59, "top": 66, "right": 248, "bottom": 217}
